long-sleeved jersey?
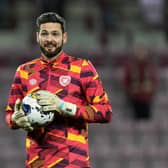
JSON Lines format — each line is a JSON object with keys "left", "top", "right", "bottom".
{"left": 6, "top": 52, "right": 112, "bottom": 168}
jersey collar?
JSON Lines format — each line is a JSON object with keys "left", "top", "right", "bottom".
{"left": 40, "top": 51, "right": 66, "bottom": 66}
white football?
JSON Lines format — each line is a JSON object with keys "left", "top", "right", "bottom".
{"left": 21, "top": 94, "right": 55, "bottom": 126}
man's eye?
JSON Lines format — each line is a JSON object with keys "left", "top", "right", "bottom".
{"left": 52, "top": 32, "right": 59, "bottom": 36}
{"left": 41, "top": 32, "right": 48, "bottom": 36}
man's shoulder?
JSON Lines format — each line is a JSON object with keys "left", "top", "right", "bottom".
{"left": 18, "top": 58, "right": 40, "bottom": 69}
{"left": 65, "top": 54, "right": 89, "bottom": 66}
{"left": 65, "top": 54, "right": 97, "bottom": 74}
{"left": 66, "top": 54, "right": 84, "bottom": 61}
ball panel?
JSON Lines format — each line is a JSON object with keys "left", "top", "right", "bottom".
{"left": 22, "top": 94, "right": 54, "bottom": 126}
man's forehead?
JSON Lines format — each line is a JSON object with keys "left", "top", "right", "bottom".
{"left": 40, "top": 22, "right": 62, "bottom": 31}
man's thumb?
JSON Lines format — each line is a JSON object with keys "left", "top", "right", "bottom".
{"left": 14, "top": 99, "right": 21, "bottom": 111}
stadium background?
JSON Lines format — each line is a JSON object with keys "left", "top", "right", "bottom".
{"left": 1, "top": 0, "right": 168, "bottom": 167}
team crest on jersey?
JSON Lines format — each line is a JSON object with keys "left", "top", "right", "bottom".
{"left": 59, "top": 75, "right": 71, "bottom": 87}
{"left": 29, "top": 79, "right": 37, "bottom": 85}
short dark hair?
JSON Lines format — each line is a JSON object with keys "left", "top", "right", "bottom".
{"left": 36, "top": 12, "right": 66, "bottom": 32}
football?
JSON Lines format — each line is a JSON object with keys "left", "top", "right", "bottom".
{"left": 21, "top": 93, "right": 55, "bottom": 126}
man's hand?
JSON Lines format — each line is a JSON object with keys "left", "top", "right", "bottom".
{"left": 35, "top": 90, "right": 77, "bottom": 116}
{"left": 12, "top": 99, "right": 33, "bottom": 131}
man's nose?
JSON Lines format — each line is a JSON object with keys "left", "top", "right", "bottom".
{"left": 46, "top": 34, "right": 53, "bottom": 41}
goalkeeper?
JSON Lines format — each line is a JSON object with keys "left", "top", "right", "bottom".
{"left": 5, "top": 12, "right": 112, "bottom": 168}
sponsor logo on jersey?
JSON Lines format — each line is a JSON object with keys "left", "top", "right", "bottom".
{"left": 29, "top": 79, "right": 37, "bottom": 85}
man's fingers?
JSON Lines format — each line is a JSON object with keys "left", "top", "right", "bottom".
{"left": 38, "top": 99, "right": 53, "bottom": 105}
{"left": 13, "top": 100, "right": 34, "bottom": 131}
{"left": 17, "top": 117, "right": 34, "bottom": 131}
{"left": 36, "top": 95, "right": 49, "bottom": 99}
{"left": 24, "top": 127, "right": 34, "bottom": 132}
{"left": 14, "top": 99, "right": 21, "bottom": 112}
{"left": 19, "top": 116, "right": 29, "bottom": 123}
{"left": 23, "top": 124, "right": 34, "bottom": 132}
{"left": 14, "top": 111, "right": 25, "bottom": 119}
{"left": 35, "top": 90, "right": 51, "bottom": 96}
{"left": 42, "top": 105, "right": 57, "bottom": 112}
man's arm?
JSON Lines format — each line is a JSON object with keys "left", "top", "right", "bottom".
{"left": 75, "top": 60, "right": 112, "bottom": 123}
{"left": 6, "top": 66, "right": 24, "bottom": 129}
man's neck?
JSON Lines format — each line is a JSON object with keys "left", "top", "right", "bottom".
{"left": 42, "top": 50, "right": 63, "bottom": 62}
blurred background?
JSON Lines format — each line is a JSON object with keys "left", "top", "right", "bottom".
{"left": 1, "top": 0, "right": 168, "bottom": 167}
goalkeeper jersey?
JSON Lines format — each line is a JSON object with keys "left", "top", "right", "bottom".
{"left": 6, "top": 51, "right": 112, "bottom": 168}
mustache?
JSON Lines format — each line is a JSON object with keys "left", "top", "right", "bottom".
{"left": 44, "top": 42, "right": 56, "bottom": 47}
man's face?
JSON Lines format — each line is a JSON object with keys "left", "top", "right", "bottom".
{"left": 37, "top": 22, "right": 67, "bottom": 58}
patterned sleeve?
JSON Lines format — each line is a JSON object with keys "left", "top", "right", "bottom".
{"left": 75, "top": 60, "right": 112, "bottom": 123}
{"left": 5, "top": 66, "right": 24, "bottom": 129}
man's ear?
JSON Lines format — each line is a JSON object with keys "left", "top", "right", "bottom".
{"left": 63, "top": 32, "right": 68, "bottom": 44}
{"left": 36, "top": 32, "right": 39, "bottom": 43}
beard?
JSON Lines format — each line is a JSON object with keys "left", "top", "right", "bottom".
{"left": 40, "top": 41, "right": 63, "bottom": 58}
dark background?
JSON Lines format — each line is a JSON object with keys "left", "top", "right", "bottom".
{"left": 0, "top": 0, "right": 168, "bottom": 167}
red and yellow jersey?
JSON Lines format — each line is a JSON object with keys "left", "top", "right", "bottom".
{"left": 6, "top": 52, "right": 112, "bottom": 168}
